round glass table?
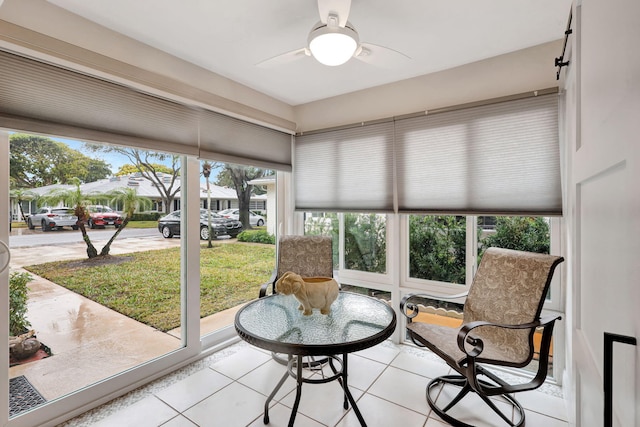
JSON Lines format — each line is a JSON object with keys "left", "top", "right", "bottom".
{"left": 235, "top": 291, "right": 396, "bottom": 427}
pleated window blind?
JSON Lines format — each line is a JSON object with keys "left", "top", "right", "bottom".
{"left": 0, "top": 50, "right": 292, "bottom": 170}
{"left": 396, "top": 94, "right": 561, "bottom": 215}
{"left": 295, "top": 93, "right": 561, "bottom": 215}
{"left": 295, "top": 122, "right": 395, "bottom": 212}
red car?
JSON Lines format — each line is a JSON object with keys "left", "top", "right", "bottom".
{"left": 87, "top": 205, "right": 123, "bottom": 229}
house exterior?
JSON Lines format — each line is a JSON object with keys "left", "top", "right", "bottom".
{"left": 0, "top": 2, "right": 638, "bottom": 427}
{"left": 10, "top": 173, "right": 266, "bottom": 220}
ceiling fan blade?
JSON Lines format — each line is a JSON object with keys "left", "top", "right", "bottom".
{"left": 255, "top": 47, "right": 310, "bottom": 68}
{"left": 355, "top": 42, "right": 412, "bottom": 68}
{"left": 317, "top": 0, "right": 351, "bottom": 27}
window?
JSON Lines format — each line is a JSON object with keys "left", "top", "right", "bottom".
{"left": 7, "top": 133, "right": 184, "bottom": 416}
{"left": 409, "top": 215, "right": 467, "bottom": 285}
{"left": 198, "top": 161, "right": 277, "bottom": 341}
{"left": 344, "top": 213, "right": 387, "bottom": 274}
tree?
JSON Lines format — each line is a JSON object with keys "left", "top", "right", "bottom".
{"left": 9, "top": 188, "right": 38, "bottom": 222}
{"left": 98, "top": 187, "right": 152, "bottom": 256}
{"left": 115, "top": 163, "right": 174, "bottom": 177}
{"left": 85, "top": 144, "right": 179, "bottom": 213}
{"left": 10, "top": 134, "right": 111, "bottom": 186}
{"left": 39, "top": 178, "right": 99, "bottom": 258}
{"left": 217, "top": 165, "right": 267, "bottom": 230}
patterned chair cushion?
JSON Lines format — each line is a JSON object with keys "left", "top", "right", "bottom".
{"left": 409, "top": 247, "right": 563, "bottom": 367}
{"left": 277, "top": 235, "right": 333, "bottom": 279}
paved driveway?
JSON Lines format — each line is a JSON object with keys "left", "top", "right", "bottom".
{"left": 9, "top": 227, "right": 161, "bottom": 249}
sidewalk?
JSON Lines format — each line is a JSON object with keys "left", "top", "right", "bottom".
{"left": 9, "top": 236, "right": 185, "bottom": 401}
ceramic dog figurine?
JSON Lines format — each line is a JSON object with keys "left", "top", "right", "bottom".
{"left": 275, "top": 271, "right": 339, "bottom": 315}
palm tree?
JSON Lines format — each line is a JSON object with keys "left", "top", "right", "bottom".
{"left": 99, "top": 187, "right": 152, "bottom": 256}
{"left": 202, "top": 161, "right": 213, "bottom": 248}
{"left": 9, "top": 188, "right": 38, "bottom": 223}
{"left": 39, "top": 177, "right": 99, "bottom": 258}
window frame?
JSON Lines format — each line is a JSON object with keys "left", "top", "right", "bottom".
{"left": 313, "top": 211, "right": 565, "bottom": 381}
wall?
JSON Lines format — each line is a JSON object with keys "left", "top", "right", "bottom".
{"left": 563, "top": 1, "right": 640, "bottom": 426}
{"left": 294, "top": 41, "right": 563, "bottom": 132}
{"left": 0, "top": 0, "right": 296, "bottom": 133}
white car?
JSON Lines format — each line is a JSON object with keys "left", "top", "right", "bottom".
{"left": 218, "top": 209, "right": 265, "bottom": 226}
{"left": 27, "top": 207, "right": 79, "bottom": 231}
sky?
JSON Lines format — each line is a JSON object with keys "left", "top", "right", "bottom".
{"left": 57, "top": 138, "right": 129, "bottom": 174}
{"left": 51, "top": 137, "right": 222, "bottom": 185}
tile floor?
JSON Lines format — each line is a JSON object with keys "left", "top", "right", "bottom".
{"left": 59, "top": 340, "right": 568, "bottom": 427}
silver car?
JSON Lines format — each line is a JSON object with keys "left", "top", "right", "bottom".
{"left": 27, "top": 207, "right": 79, "bottom": 231}
{"left": 218, "top": 209, "right": 265, "bottom": 226}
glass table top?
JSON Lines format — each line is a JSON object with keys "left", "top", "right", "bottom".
{"left": 235, "top": 292, "right": 396, "bottom": 355}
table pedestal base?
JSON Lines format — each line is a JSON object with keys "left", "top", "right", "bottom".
{"left": 263, "top": 353, "right": 367, "bottom": 427}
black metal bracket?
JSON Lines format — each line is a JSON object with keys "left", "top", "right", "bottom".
{"left": 603, "top": 332, "right": 637, "bottom": 427}
{"left": 555, "top": 10, "right": 573, "bottom": 80}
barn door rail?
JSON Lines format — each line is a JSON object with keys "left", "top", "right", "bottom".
{"left": 603, "top": 332, "right": 637, "bottom": 427}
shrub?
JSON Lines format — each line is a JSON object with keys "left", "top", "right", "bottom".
{"left": 480, "top": 216, "right": 550, "bottom": 255}
{"left": 344, "top": 213, "right": 386, "bottom": 273}
{"left": 130, "top": 211, "right": 162, "bottom": 221}
{"left": 9, "top": 272, "right": 33, "bottom": 336}
{"left": 237, "top": 230, "right": 275, "bottom": 244}
{"left": 409, "top": 215, "right": 467, "bottom": 284}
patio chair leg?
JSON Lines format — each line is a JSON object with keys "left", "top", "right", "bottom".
{"left": 425, "top": 374, "right": 526, "bottom": 427}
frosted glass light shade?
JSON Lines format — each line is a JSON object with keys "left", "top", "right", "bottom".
{"left": 308, "top": 24, "right": 359, "bottom": 66}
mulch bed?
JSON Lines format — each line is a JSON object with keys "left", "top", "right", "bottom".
{"left": 66, "top": 254, "right": 133, "bottom": 269}
{"left": 10, "top": 343, "right": 53, "bottom": 367}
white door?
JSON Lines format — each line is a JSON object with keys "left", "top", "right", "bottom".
{"left": 563, "top": 1, "right": 640, "bottom": 426}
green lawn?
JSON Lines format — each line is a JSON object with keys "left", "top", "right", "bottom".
{"left": 25, "top": 243, "right": 275, "bottom": 332}
{"left": 123, "top": 220, "right": 159, "bottom": 228}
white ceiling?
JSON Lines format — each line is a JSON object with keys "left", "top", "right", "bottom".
{"left": 47, "top": 0, "right": 572, "bottom": 106}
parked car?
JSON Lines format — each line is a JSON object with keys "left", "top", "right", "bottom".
{"left": 158, "top": 209, "right": 243, "bottom": 240}
{"left": 87, "top": 205, "right": 123, "bottom": 228}
{"left": 218, "top": 208, "right": 265, "bottom": 226}
{"left": 27, "top": 207, "right": 78, "bottom": 231}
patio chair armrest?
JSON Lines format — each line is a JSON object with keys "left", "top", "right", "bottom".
{"left": 258, "top": 270, "right": 278, "bottom": 298}
{"left": 400, "top": 291, "right": 468, "bottom": 320}
{"left": 456, "top": 315, "right": 562, "bottom": 357}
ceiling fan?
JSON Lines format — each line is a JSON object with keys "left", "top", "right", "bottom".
{"left": 257, "top": 0, "right": 410, "bottom": 67}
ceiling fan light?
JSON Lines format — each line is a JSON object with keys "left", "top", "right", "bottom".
{"left": 308, "top": 23, "right": 359, "bottom": 66}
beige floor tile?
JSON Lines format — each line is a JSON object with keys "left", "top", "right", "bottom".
{"left": 246, "top": 402, "right": 325, "bottom": 427}
{"left": 279, "top": 379, "right": 364, "bottom": 426}
{"left": 517, "top": 389, "right": 568, "bottom": 421}
{"left": 336, "top": 393, "right": 427, "bottom": 427}
{"left": 210, "top": 347, "right": 272, "bottom": 380}
{"left": 90, "top": 396, "right": 178, "bottom": 427}
{"left": 237, "top": 359, "right": 297, "bottom": 401}
{"left": 432, "top": 383, "right": 515, "bottom": 427}
{"left": 160, "top": 415, "right": 198, "bottom": 427}
{"left": 156, "top": 368, "right": 234, "bottom": 413}
{"left": 523, "top": 409, "right": 569, "bottom": 427}
{"left": 367, "top": 366, "right": 432, "bottom": 415}
{"left": 182, "top": 382, "right": 265, "bottom": 427}
{"left": 353, "top": 341, "right": 401, "bottom": 365}
{"left": 390, "top": 351, "right": 451, "bottom": 379}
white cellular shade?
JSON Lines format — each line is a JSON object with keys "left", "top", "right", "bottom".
{"left": 396, "top": 94, "right": 561, "bottom": 214}
{"left": 295, "top": 122, "right": 395, "bottom": 212}
{"left": 198, "top": 109, "right": 292, "bottom": 170}
{"left": 294, "top": 93, "right": 561, "bottom": 215}
{"left": 0, "top": 50, "right": 291, "bottom": 169}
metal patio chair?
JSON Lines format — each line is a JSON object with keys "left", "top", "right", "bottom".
{"left": 401, "top": 247, "right": 564, "bottom": 427}
{"left": 259, "top": 234, "right": 336, "bottom": 367}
